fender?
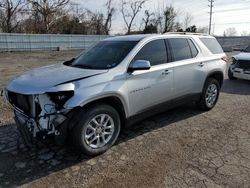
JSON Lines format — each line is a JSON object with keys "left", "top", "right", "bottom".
{"left": 64, "top": 92, "right": 129, "bottom": 118}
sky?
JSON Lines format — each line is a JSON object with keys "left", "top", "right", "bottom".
{"left": 72, "top": 0, "right": 250, "bottom": 36}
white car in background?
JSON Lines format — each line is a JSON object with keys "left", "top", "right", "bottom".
{"left": 228, "top": 45, "right": 250, "bottom": 80}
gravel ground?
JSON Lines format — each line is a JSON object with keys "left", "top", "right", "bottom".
{"left": 0, "top": 51, "right": 250, "bottom": 187}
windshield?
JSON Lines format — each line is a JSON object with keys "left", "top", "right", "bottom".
{"left": 245, "top": 45, "right": 250, "bottom": 53}
{"left": 71, "top": 41, "right": 138, "bottom": 69}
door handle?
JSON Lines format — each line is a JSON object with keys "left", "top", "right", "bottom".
{"left": 162, "top": 70, "right": 172, "bottom": 75}
{"left": 198, "top": 62, "right": 204, "bottom": 67}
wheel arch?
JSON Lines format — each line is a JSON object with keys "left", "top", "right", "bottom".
{"left": 206, "top": 71, "right": 224, "bottom": 88}
{"left": 79, "top": 95, "right": 128, "bottom": 127}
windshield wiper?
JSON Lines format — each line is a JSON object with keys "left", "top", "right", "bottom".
{"left": 72, "top": 64, "right": 94, "bottom": 69}
{"left": 63, "top": 58, "right": 75, "bottom": 66}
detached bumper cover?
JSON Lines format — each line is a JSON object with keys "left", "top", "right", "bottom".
{"left": 14, "top": 110, "right": 35, "bottom": 147}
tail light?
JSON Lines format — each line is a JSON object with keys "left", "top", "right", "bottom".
{"left": 221, "top": 56, "right": 229, "bottom": 63}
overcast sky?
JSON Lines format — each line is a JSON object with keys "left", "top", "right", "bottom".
{"left": 72, "top": 0, "right": 250, "bottom": 36}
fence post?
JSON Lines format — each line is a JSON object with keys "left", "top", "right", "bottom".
{"left": 29, "top": 34, "right": 32, "bottom": 52}
{"left": 5, "top": 34, "right": 9, "bottom": 52}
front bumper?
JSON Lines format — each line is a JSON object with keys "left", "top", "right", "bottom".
{"left": 233, "top": 68, "right": 250, "bottom": 80}
{"left": 14, "top": 110, "right": 37, "bottom": 147}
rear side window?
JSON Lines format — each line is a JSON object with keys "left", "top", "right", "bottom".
{"left": 134, "top": 39, "right": 168, "bottom": 66}
{"left": 200, "top": 37, "right": 224, "bottom": 54}
{"left": 188, "top": 39, "right": 198, "bottom": 57}
{"left": 168, "top": 38, "right": 192, "bottom": 61}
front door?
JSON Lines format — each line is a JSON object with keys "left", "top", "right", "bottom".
{"left": 126, "top": 39, "right": 174, "bottom": 116}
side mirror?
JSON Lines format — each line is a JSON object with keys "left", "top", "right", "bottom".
{"left": 128, "top": 60, "right": 151, "bottom": 72}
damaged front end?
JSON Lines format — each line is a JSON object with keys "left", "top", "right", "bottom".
{"left": 231, "top": 58, "right": 250, "bottom": 80}
{"left": 5, "top": 90, "right": 75, "bottom": 147}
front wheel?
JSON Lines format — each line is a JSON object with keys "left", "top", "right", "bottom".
{"left": 71, "top": 104, "right": 121, "bottom": 156}
{"left": 198, "top": 78, "right": 220, "bottom": 111}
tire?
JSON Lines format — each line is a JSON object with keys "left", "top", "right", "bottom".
{"left": 198, "top": 78, "right": 220, "bottom": 111}
{"left": 71, "top": 104, "right": 121, "bottom": 156}
{"left": 228, "top": 68, "right": 236, "bottom": 80}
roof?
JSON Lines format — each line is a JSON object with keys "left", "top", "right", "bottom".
{"left": 104, "top": 34, "right": 159, "bottom": 41}
{"left": 164, "top": 32, "right": 210, "bottom": 36}
{"left": 104, "top": 32, "right": 213, "bottom": 42}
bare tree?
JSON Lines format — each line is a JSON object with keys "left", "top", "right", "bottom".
{"left": 121, "top": 0, "right": 147, "bottom": 34}
{"left": 185, "top": 25, "right": 197, "bottom": 33}
{"left": 103, "top": 0, "right": 115, "bottom": 35}
{"left": 183, "top": 13, "right": 193, "bottom": 30}
{"left": 174, "top": 22, "right": 183, "bottom": 32}
{"left": 196, "top": 26, "right": 208, "bottom": 34}
{"left": 142, "top": 10, "right": 153, "bottom": 30}
{"left": 241, "top": 30, "right": 249, "bottom": 36}
{"left": 141, "top": 10, "right": 158, "bottom": 33}
{"left": 224, "top": 27, "right": 238, "bottom": 36}
{"left": 87, "top": 11, "right": 105, "bottom": 35}
{"left": 0, "top": 0, "right": 26, "bottom": 33}
{"left": 163, "top": 6, "right": 176, "bottom": 33}
{"left": 28, "top": 0, "right": 69, "bottom": 33}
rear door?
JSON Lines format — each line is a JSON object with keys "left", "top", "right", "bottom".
{"left": 167, "top": 38, "right": 207, "bottom": 98}
{"left": 127, "top": 39, "right": 174, "bottom": 116}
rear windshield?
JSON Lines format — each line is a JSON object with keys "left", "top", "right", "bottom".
{"left": 200, "top": 38, "right": 224, "bottom": 54}
{"left": 71, "top": 41, "right": 138, "bottom": 69}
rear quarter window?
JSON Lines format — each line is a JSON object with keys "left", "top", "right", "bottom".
{"left": 188, "top": 39, "right": 199, "bottom": 57}
{"left": 200, "top": 37, "right": 224, "bottom": 54}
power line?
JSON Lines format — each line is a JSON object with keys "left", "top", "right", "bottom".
{"left": 215, "top": 7, "right": 250, "bottom": 13}
{"left": 215, "top": 22, "right": 250, "bottom": 25}
{"left": 208, "top": 0, "right": 214, "bottom": 34}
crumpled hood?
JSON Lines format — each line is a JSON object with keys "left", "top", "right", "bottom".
{"left": 7, "top": 63, "right": 108, "bottom": 94}
{"left": 234, "top": 52, "right": 250, "bottom": 61}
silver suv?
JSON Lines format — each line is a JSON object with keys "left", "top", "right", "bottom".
{"left": 4, "top": 33, "right": 227, "bottom": 155}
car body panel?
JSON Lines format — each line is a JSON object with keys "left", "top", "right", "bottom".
{"left": 233, "top": 52, "right": 250, "bottom": 61}
{"left": 6, "top": 64, "right": 108, "bottom": 94}
{"left": 126, "top": 62, "right": 174, "bottom": 115}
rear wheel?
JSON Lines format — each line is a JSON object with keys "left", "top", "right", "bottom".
{"left": 71, "top": 104, "right": 121, "bottom": 156}
{"left": 198, "top": 78, "right": 220, "bottom": 111}
{"left": 228, "top": 68, "right": 236, "bottom": 80}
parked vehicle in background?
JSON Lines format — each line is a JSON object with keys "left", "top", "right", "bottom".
{"left": 4, "top": 33, "right": 227, "bottom": 156}
{"left": 228, "top": 45, "right": 250, "bottom": 80}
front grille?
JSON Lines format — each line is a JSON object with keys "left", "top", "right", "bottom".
{"left": 7, "top": 91, "right": 33, "bottom": 116}
{"left": 237, "top": 60, "right": 250, "bottom": 70}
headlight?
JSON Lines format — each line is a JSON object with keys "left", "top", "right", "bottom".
{"left": 48, "top": 91, "right": 74, "bottom": 107}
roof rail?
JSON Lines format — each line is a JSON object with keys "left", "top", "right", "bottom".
{"left": 164, "top": 32, "right": 210, "bottom": 36}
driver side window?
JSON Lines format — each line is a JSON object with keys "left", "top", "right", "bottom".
{"left": 133, "top": 39, "right": 168, "bottom": 66}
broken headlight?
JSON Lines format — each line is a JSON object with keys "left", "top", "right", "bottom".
{"left": 48, "top": 91, "right": 74, "bottom": 107}
{"left": 232, "top": 58, "right": 237, "bottom": 65}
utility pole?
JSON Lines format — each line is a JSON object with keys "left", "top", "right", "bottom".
{"left": 208, "top": 0, "right": 214, "bottom": 35}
